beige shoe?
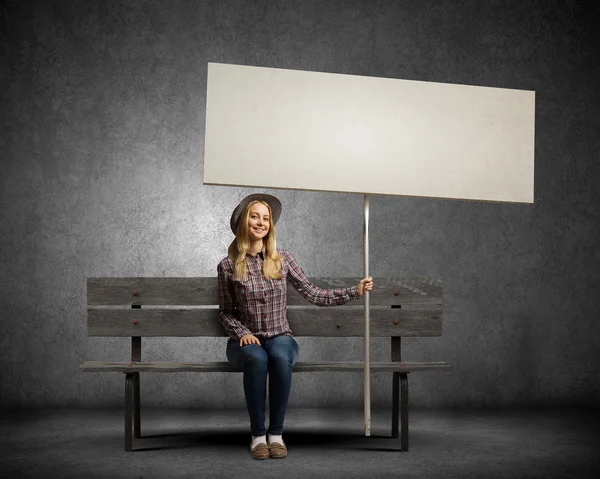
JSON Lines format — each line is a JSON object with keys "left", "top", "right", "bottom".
{"left": 269, "top": 442, "right": 288, "bottom": 458}
{"left": 250, "top": 442, "right": 270, "bottom": 460}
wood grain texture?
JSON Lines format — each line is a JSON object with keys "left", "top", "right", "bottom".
{"left": 87, "top": 277, "right": 219, "bottom": 306}
{"left": 87, "top": 277, "right": 443, "bottom": 306}
{"left": 80, "top": 360, "right": 450, "bottom": 373}
{"left": 86, "top": 276, "right": 443, "bottom": 337}
{"left": 87, "top": 307, "right": 442, "bottom": 337}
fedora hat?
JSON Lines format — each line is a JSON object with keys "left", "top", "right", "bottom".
{"left": 230, "top": 193, "right": 282, "bottom": 234}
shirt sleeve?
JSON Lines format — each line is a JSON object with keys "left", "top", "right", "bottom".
{"left": 283, "top": 250, "right": 360, "bottom": 306}
{"left": 217, "top": 262, "right": 253, "bottom": 340}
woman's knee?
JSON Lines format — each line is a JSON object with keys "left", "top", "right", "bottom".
{"left": 239, "top": 344, "right": 268, "bottom": 367}
{"left": 227, "top": 341, "right": 267, "bottom": 370}
{"left": 268, "top": 337, "right": 299, "bottom": 366}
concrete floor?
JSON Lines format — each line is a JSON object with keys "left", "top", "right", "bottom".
{"left": 1, "top": 407, "right": 599, "bottom": 479}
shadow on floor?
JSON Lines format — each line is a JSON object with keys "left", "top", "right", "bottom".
{"left": 132, "top": 429, "right": 402, "bottom": 452}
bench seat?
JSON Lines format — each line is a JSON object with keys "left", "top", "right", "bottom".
{"left": 80, "top": 360, "right": 450, "bottom": 373}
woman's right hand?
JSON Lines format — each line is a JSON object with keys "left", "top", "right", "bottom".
{"left": 240, "top": 334, "right": 261, "bottom": 347}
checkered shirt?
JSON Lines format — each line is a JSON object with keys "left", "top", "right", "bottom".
{"left": 217, "top": 248, "right": 360, "bottom": 340}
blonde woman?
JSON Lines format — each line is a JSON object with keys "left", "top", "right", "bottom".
{"left": 217, "top": 193, "right": 373, "bottom": 459}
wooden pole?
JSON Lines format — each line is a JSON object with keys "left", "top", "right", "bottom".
{"left": 364, "top": 194, "right": 371, "bottom": 436}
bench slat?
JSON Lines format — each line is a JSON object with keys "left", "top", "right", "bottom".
{"left": 87, "top": 277, "right": 442, "bottom": 306}
{"left": 88, "top": 278, "right": 218, "bottom": 306}
{"left": 80, "top": 360, "right": 450, "bottom": 373}
{"left": 87, "top": 307, "right": 442, "bottom": 337}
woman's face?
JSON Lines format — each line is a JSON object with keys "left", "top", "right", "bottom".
{"left": 247, "top": 202, "right": 270, "bottom": 242}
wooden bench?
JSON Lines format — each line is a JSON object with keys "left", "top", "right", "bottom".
{"left": 80, "top": 276, "right": 448, "bottom": 451}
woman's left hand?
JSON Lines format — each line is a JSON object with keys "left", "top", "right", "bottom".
{"left": 357, "top": 277, "right": 374, "bottom": 296}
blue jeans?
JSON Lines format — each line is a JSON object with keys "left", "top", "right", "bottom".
{"left": 226, "top": 334, "right": 299, "bottom": 436}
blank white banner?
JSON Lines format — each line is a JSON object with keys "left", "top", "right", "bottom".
{"left": 204, "top": 62, "right": 535, "bottom": 203}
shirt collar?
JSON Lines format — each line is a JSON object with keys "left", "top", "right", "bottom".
{"left": 246, "top": 248, "right": 264, "bottom": 259}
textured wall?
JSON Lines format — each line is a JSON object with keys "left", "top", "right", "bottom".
{"left": 1, "top": 0, "right": 599, "bottom": 409}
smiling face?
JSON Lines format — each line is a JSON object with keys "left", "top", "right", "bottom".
{"left": 246, "top": 201, "right": 271, "bottom": 243}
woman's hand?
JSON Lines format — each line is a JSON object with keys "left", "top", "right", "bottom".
{"left": 358, "top": 277, "right": 374, "bottom": 296}
{"left": 240, "top": 334, "right": 261, "bottom": 347}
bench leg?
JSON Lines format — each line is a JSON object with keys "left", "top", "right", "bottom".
{"left": 134, "top": 372, "right": 141, "bottom": 438}
{"left": 400, "top": 373, "right": 409, "bottom": 451}
{"left": 392, "top": 372, "right": 400, "bottom": 438}
{"left": 125, "top": 373, "right": 135, "bottom": 451}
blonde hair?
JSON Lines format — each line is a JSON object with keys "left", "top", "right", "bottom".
{"left": 228, "top": 200, "right": 282, "bottom": 281}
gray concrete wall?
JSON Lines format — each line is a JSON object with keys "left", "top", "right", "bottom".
{"left": 1, "top": 0, "right": 599, "bottom": 409}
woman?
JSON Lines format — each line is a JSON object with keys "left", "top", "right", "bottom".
{"left": 217, "top": 193, "right": 373, "bottom": 460}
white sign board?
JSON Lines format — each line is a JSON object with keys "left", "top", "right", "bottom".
{"left": 204, "top": 62, "right": 535, "bottom": 203}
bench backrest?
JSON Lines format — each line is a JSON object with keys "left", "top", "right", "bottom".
{"left": 87, "top": 277, "right": 443, "bottom": 338}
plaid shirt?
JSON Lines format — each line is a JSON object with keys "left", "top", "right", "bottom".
{"left": 217, "top": 248, "right": 360, "bottom": 340}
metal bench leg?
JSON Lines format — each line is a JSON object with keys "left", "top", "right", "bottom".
{"left": 400, "top": 373, "right": 409, "bottom": 451}
{"left": 125, "top": 373, "right": 135, "bottom": 451}
{"left": 392, "top": 372, "right": 399, "bottom": 438}
{"left": 134, "top": 372, "right": 141, "bottom": 438}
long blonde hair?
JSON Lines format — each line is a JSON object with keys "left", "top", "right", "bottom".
{"left": 228, "top": 200, "right": 282, "bottom": 281}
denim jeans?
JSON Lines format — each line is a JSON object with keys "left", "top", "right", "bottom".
{"left": 226, "top": 334, "right": 299, "bottom": 436}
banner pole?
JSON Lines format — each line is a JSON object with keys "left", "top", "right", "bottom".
{"left": 364, "top": 194, "right": 371, "bottom": 436}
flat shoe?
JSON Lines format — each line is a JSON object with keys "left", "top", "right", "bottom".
{"left": 269, "top": 442, "right": 288, "bottom": 458}
{"left": 250, "top": 442, "right": 270, "bottom": 460}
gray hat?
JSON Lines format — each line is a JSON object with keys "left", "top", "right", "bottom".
{"left": 230, "top": 193, "right": 282, "bottom": 234}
